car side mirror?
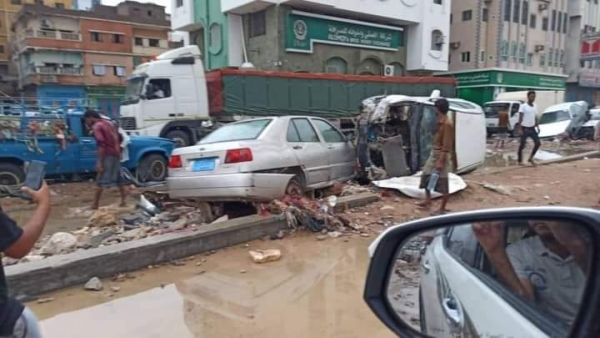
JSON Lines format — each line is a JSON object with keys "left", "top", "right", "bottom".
{"left": 144, "top": 84, "right": 153, "bottom": 98}
{"left": 364, "top": 207, "right": 600, "bottom": 338}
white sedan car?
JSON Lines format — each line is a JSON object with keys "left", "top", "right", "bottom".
{"left": 166, "top": 116, "right": 356, "bottom": 201}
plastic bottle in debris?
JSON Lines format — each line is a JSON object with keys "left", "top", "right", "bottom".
{"left": 427, "top": 170, "right": 440, "bottom": 192}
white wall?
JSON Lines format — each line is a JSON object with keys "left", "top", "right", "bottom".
{"left": 406, "top": 1, "right": 450, "bottom": 71}
{"left": 227, "top": 14, "right": 244, "bottom": 67}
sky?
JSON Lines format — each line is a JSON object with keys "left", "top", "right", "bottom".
{"left": 102, "top": 0, "right": 172, "bottom": 13}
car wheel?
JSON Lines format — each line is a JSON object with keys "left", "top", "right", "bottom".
{"left": 138, "top": 154, "right": 168, "bottom": 182}
{"left": 0, "top": 163, "right": 25, "bottom": 186}
{"left": 285, "top": 176, "right": 304, "bottom": 196}
{"left": 165, "top": 130, "right": 191, "bottom": 147}
{"left": 419, "top": 288, "right": 427, "bottom": 334}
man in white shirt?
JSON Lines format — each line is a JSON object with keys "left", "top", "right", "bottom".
{"left": 517, "top": 91, "right": 541, "bottom": 165}
{"left": 151, "top": 84, "right": 165, "bottom": 99}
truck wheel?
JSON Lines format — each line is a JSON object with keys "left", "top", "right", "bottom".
{"left": 165, "top": 130, "right": 191, "bottom": 147}
{"left": 0, "top": 163, "right": 25, "bottom": 186}
{"left": 138, "top": 154, "right": 168, "bottom": 182}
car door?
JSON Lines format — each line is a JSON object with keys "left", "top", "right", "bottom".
{"left": 421, "top": 224, "right": 553, "bottom": 337}
{"left": 77, "top": 117, "right": 98, "bottom": 173}
{"left": 310, "top": 118, "right": 355, "bottom": 181}
{"left": 509, "top": 102, "right": 521, "bottom": 129}
{"left": 286, "top": 118, "right": 330, "bottom": 186}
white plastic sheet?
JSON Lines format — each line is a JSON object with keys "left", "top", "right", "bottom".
{"left": 373, "top": 172, "right": 467, "bottom": 200}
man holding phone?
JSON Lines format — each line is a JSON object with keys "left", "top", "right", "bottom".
{"left": 83, "top": 110, "right": 127, "bottom": 210}
{"left": 0, "top": 182, "right": 51, "bottom": 337}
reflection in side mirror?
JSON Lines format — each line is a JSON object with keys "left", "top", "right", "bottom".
{"left": 387, "top": 219, "right": 592, "bottom": 337}
{"left": 145, "top": 84, "right": 153, "bottom": 98}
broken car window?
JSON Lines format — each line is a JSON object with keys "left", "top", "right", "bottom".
{"left": 312, "top": 119, "right": 345, "bottom": 143}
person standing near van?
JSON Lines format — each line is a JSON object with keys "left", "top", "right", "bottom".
{"left": 517, "top": 91, "right": 541, "bottom": 165}
{"left": 495, "top": 108, "right": 510, "bottom": 149}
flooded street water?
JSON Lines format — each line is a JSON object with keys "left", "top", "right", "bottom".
{"left": 29, "top": 234, "right": 395, "bottom": 338}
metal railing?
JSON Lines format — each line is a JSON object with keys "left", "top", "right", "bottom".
{"left": 0, "top": 97, "right": 123, "bottom": 118}
{"left": 23, "top": 29, "right": 81, "bottom": 41}
{"left": 23, "top": 66, "right": 84, "bottom": 76}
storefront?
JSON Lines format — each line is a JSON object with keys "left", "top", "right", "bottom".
{"left": 438, "top": 68, "right": 567, "bottom": 106}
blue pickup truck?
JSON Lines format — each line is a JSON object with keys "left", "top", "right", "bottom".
{"left": 0, "top": 111, "right": 174, "bottom": 185}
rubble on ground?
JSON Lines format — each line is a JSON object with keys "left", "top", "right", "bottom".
{"left": 249, "top": 249, "right": 282, "bottom": 264}
{"left": 84, "top": 277, "right": 103, "bottom": 291}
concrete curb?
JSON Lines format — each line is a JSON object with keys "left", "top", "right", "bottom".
{"left": 6, "top": 193, "right": 380, "bottom": 297}
{"left": 472, "top": 150, "right": 599, "bottom": 176}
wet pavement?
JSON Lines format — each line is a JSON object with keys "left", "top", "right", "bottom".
{"left": 30, "top": 234, "right": 396, "bottom": 338}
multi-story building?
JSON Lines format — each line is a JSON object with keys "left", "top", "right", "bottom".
{"left": 171, "top": 0, "right": 451, "bottom": 75}
{"left": 1, "top": 0, "right": 74, "bottom": 93}
{"left": 11, "top": 2, "right": 170, "bottom": 116}
{"left": 564, "top": 0, "right": 600, "bottom": 105}
{"left": 444, "top": 0, "right": 570, "bottom": 105}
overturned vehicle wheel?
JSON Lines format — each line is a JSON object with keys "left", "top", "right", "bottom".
{"left": 285, "top": 176, "right": 304, "bottom": 197}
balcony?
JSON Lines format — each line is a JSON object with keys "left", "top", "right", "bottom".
{"left": 171, "top": 0, "right": 201, "bottom": 31}
{"left": 21, "top": 66, "right": 84, "bottom": 87}
{"left": 25, "top": 66, "right": 84, "bottom": 76}
{"left": 23, "top": 29, "right": 82, "bottom": 41}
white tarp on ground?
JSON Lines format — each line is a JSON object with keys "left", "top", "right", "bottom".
{"left": 373, "top": 172, "right": 467, "bottom": 200}
{"left": 533, "top": 150, "right": 562, "bottom": 161}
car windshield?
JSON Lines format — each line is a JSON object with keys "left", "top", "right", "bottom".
{"left": 483, "top": 103, "right": 510, "bottom": 118}
{"left": 123, "top": 77, "right": 146, "bottom": 104}
{"left": 540, "top": 110, "right": 571, "bottom": 124}
{"left": 200, "top": 119, "right": 272, "bottom": 144}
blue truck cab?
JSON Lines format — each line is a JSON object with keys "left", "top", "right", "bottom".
{"left": 0, "top": 110, "right": 174, "bottom": 185}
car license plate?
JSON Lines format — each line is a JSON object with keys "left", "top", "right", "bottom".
{"left": 192, "top": 158, "right": 215, "bottom": 172}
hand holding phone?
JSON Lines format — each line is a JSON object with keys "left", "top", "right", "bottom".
{"left": 18, "top": 161, "right": 48, "bottom": 202}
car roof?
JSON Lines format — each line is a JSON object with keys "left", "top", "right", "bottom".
{"left": 378, "top": 95, "right": 483, "bottom": 113}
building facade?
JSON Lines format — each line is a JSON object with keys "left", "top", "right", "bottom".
{"left": 564, "top": 0, "right": 600, "bottom": 106}
{"left": 171, "top": 0, "right": 451, "bottom": 75}
{"left": 445, "top": 0, "right": 570, "bottom": 105}
{"left": 11, "top": 2, "right": 170, "bottom": 116}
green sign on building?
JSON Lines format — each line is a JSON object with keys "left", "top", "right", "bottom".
{"left": 452, "top": 70, "right": 566, "bottom": 90}
{"left": 285, "top": 11, "right": 404, "bottom": 53}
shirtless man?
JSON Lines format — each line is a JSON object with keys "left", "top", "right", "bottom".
{"left": 495, "top": 108, "right": 510, "bottom": 149}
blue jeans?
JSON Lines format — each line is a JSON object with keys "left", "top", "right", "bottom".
{"left": 2, "top": 308, "right": 42, "bottom": 338}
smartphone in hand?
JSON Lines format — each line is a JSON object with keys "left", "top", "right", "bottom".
{"left": 19, "top": 160, "right": 46, "bottom": 200}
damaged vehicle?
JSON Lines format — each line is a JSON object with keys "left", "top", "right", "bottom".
{"left": 538, "top": 101, "right": 588, "bottom": 139}
{"left": 166, "top": 116, "right": 355, "bottom": 201}
{"left": 356, "top": 91, "right": 486, "bottom": 182}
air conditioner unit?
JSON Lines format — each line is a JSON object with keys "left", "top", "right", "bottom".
{"left": 384, "top": 65, "right": 395, "bottom": 77}
{"left": 450, "top": 42, "right": 461, "bottom": 49}
{"left": 40, "top": 19, "right": 53, "bottom": 29}
{"left": 534, "top": 44, "right": 545, "bottom": 52}
{"left": 538, "top": 3, "right": 548, "bottom": 11}
{"left": 434, "top": 35, "right": 446, "bottom": 45}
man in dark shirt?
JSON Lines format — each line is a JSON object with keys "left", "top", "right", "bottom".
{"left": 0, "top": 182, "right": 51, "bottom": 337}
{"left": 83, "top": 110, "right": 127, "bottom": 210}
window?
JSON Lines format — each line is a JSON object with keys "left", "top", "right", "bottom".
{"left": 431, "top": 30, "right": 443, "bottom": 51}
{"left": 563, "top": 13, "right": 568, "bottom": 33}
{"left": 324, "top": 57, "right": 348, "bottom": 74}
{"left": 288, "top": 119, "right": 319, "bottom": 143}
{"left": 92, "top": 65, "right": 106, "bottom": 76}
{"left": 554, "top": 49, "right": 560, "bottom": 67}
{"left": 513, "top": 0, "right": 520, "bottom": 23}
{"left": 540, "top": 53, "right": 546, "bottom": 66}
{"left": 527, "top": 53, "right": 534, "bottom": 66}
{"left": 462, "top": 10, "right": 473, "bottom": 21}
{"left": 482, "top": 8, "right": 489, "bottom": 22}
{"left": 114, "top": 66, "right": 126, "bottom": 77}
{"left": 176, "top": 0, "right": 183, "bottom": 7}
{"left": 548, "top": 48, "right": 554, "bottom": 67}
{"left": 149, "top": 39, "right": 159, "bottom": 47}
{"left": 34, "top": 0, "right": 43, "bottom": 4}
{"left": 480, "top": 51, "right": 485, "bottom": 62}
{"left": 135, "top": 37, "right": 143, "bottom": 46}
{"left": 209, "top": 23, "right": 222, "bottom": 53}
{"left": 450, "top": 14, "right": 453, "bottom": 24}
{"left": 312, "top": 119, "right": 345, "bottom": 143}
{"left": 148, "top": 79, "right": 171, "bottom": 100}
{"left": 249, "top": 10, "right": 266, "bottom": 38}
{"left": 90, "top": 32, "right": 102, "bottom": 42}
{"left": 0, "top": 46, "right": 4, "bottom": 54}
{"left": 530, "top": 14, "right": 537, "bottom": 28}
{"left": 560, "top": 50, "right": 565, "bottom": 67}
{"left": 510, "top": 41, "right": 517, "bottom": 61}
{"left": 521, "top": 1, "right": 528, "bottom": 25}
{"left": 504, "top": 0, "right": 512, "bottom": 21}
{"left": 551, "top": 10, "right": 556, "bottom": 31}
{"left": 446, "top": 225, "right": 478, "bottom": 267}
{"left": 557, "top": 11, "right": 562, "bottom": 33}
{"left": 461, "top": 52, "right": 471, "bottom": 63}
{"left": 542, "top": 17, "right": 548, "bottom": 31}
{"left": 501, "top": 40, "right": 509, "bottom": 61}
{"left": 56, "top": 2, "right": 64, "bottom": 9}
{"left": 519, "top": 43, "right": 526, "bottom": 64}
{"left": 201, "top": 119, "right": 271, "bottom": 144}
{"left": 112, "top": 34, "right": 124, "bottom": 44}
{"left": 11, "top": 0, "right": 22, "bottom": 4}
{"left": 433, "top": 0, "right": 442, "bottom": 4}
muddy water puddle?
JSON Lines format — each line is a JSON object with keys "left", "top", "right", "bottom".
{"left": 482, "top": 141, "right": 596, "bottom": 169}
{"left": 30, "top": 234, "right": 395, "bottom": 338}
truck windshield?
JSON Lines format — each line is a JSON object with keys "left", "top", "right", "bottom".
{"left": 540, "top": 110, "right": 571, "bottom": 124}
{"left": 483, "top": 103, "right": 510, "bottom": 118}
{"left": 123, "top": 77, "right": 146, "bottom": 104}
{"left": 200, "top": 119, "right": 272, "bottom": 144}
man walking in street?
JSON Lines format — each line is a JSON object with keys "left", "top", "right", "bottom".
{"left": 517, "top": 91, "right": 541, "bottom": 165}
{"left": 416, "top": 99, "right": 454, "bottom": 216}
{"left": 0, "top": 182, "right": 51, "bottom": 337}
{"left": 84, "top": 110, "right": 127, "bottom": 210}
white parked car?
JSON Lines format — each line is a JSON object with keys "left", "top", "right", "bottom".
{"left": 166, "top": 116, "right": 356, "bottom": 201}
{"left": 538, "top": 101, "right": 588, "bottom": 139}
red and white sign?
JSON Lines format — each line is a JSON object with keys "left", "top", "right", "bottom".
{"left": 581, "top": 34, "right": 600, "bottom": 60}
{"left": 579, "top": 72, "right": 600, "bottom": 88}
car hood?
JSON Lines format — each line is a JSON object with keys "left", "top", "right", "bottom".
{"left": 583, "top": 120, "right": 600, "bottom": 128}
{"left": 538, "top": 120, "right": 571, "bottom": 138}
